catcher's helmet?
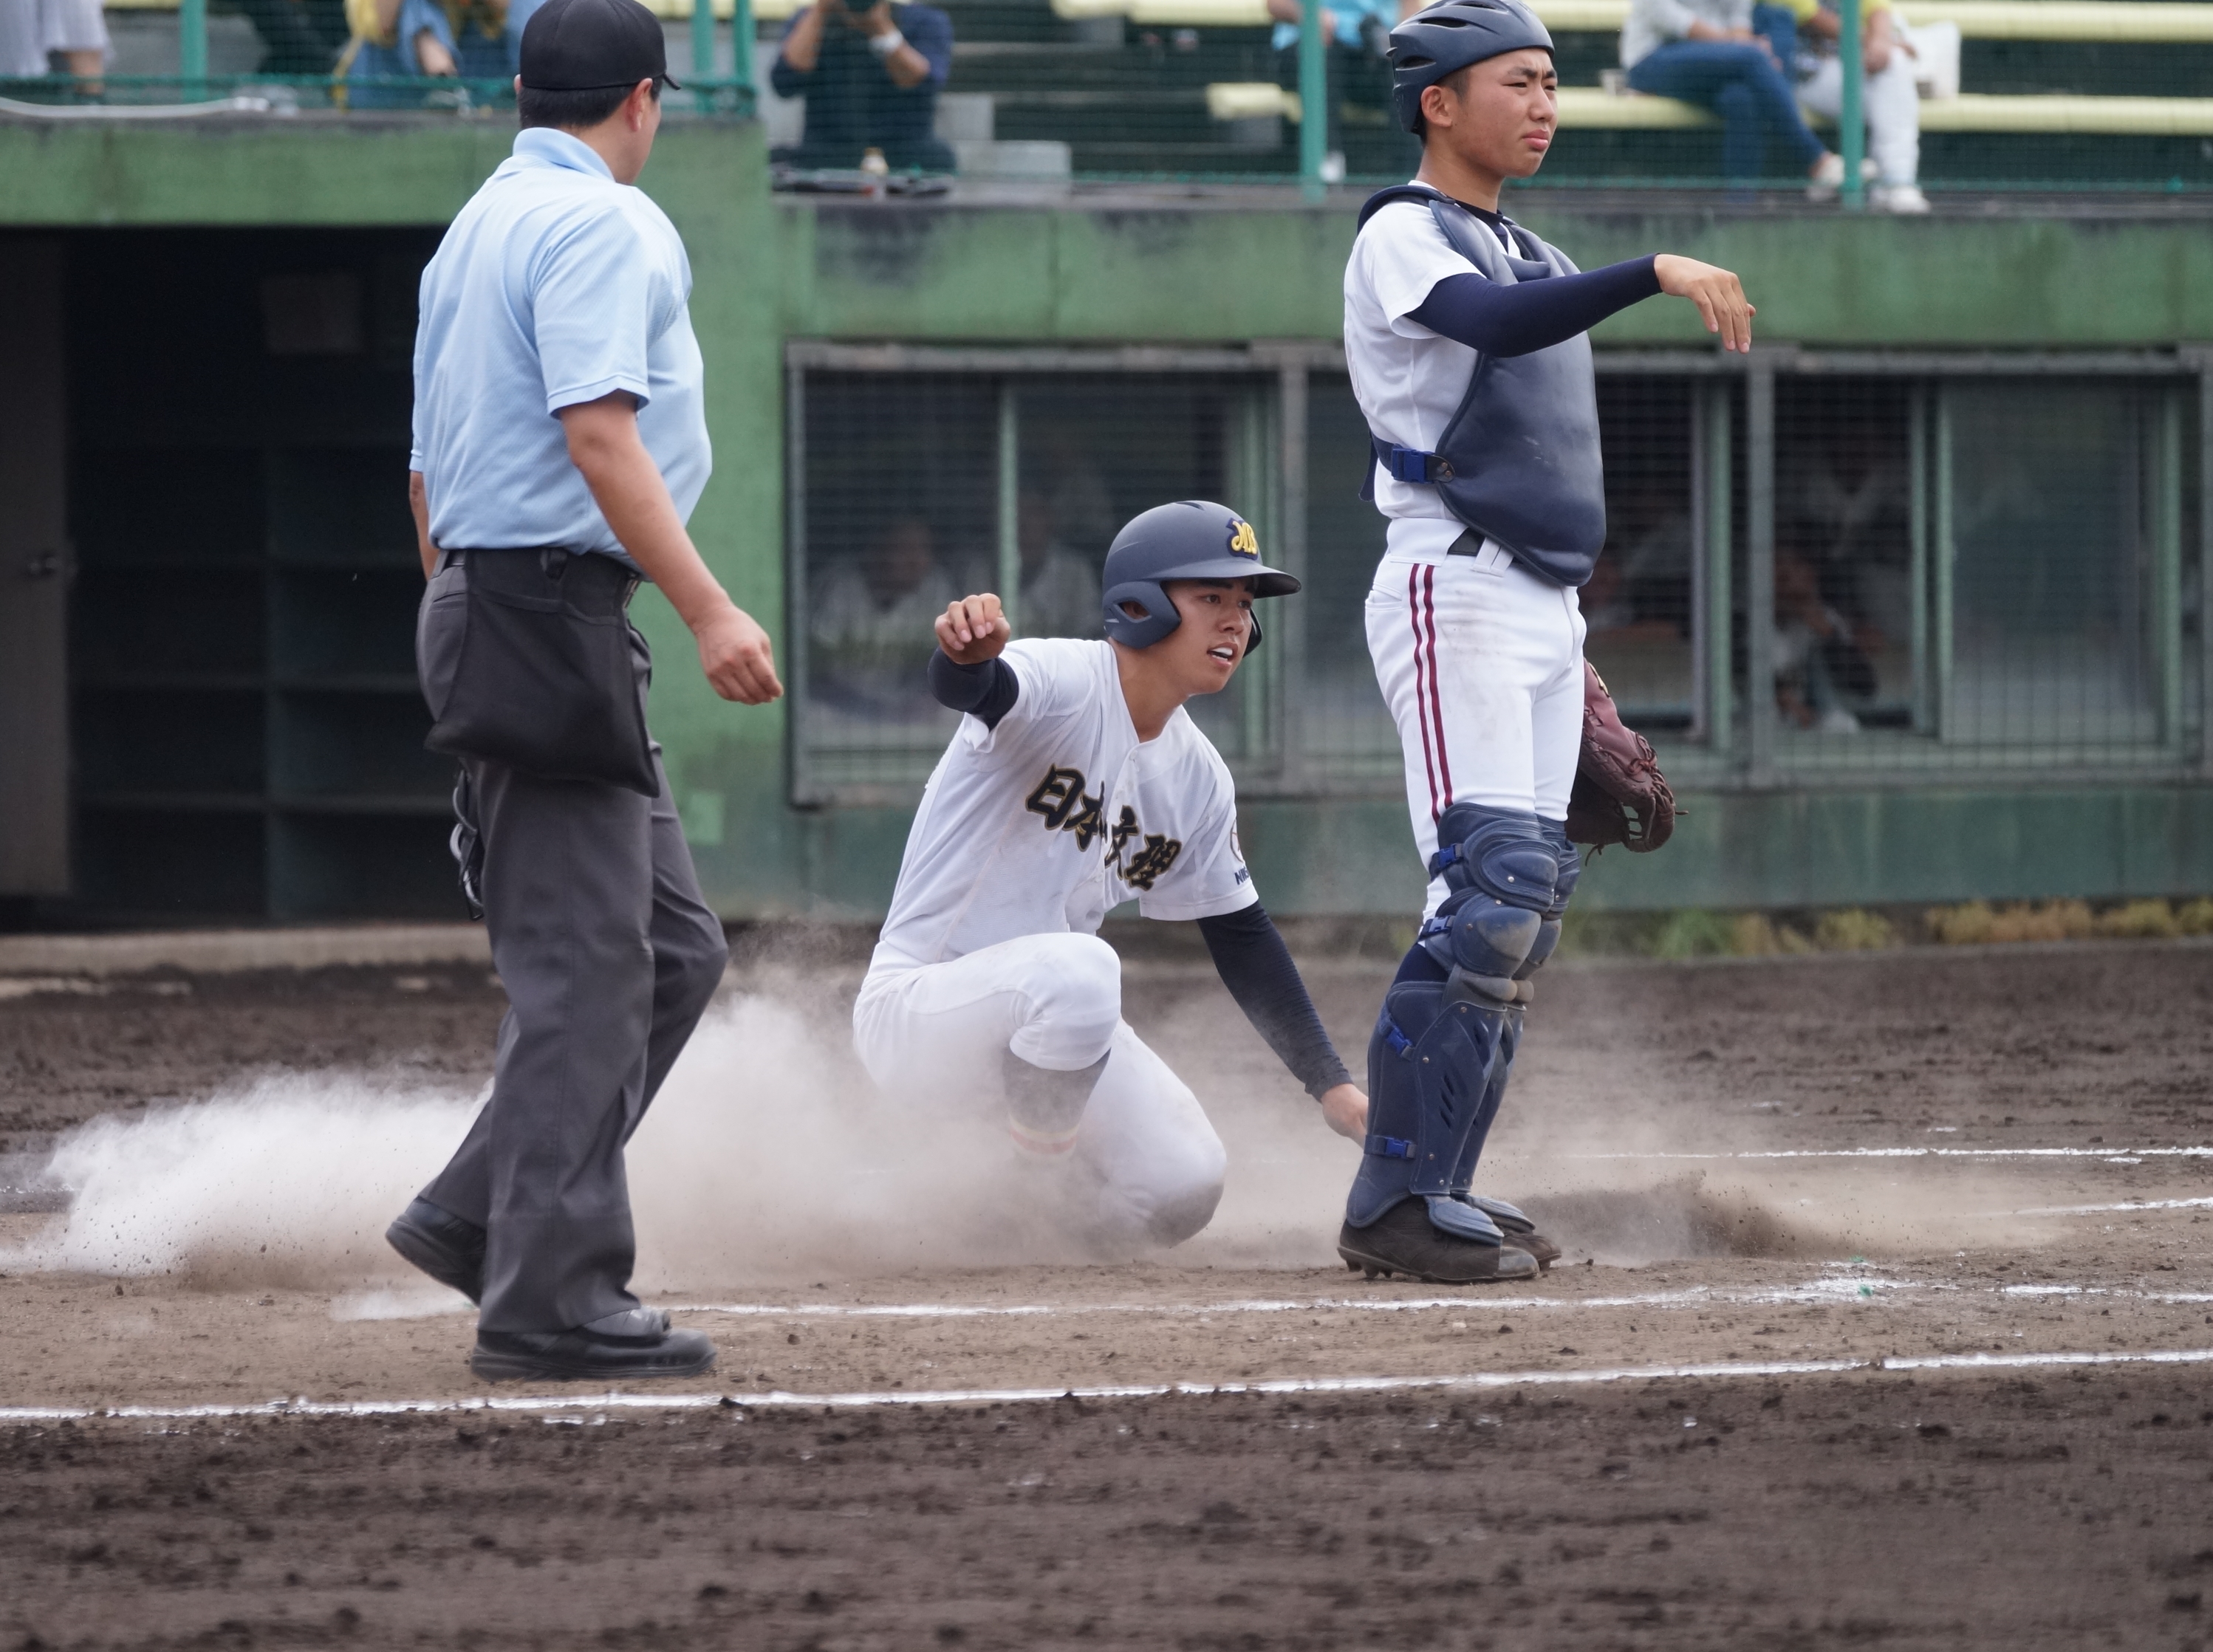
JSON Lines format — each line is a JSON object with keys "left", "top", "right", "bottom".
{"left": 1388, "top": 0, "right": 1554, "bottom": 135}
{"left": 1100, "top": 500, "right": 1300, "bottom": 654}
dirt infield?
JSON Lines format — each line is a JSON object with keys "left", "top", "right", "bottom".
{"left": 8, "top": 1365, "right": 2213, "bottom": 1651}
{"left": 3, "top": 938, "right": 2212, "bottom": 1648}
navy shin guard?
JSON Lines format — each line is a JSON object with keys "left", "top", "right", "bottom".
{"left": 1344, "top": 974, "right": 1514, "bottom": 1243}
{"left": 1443, "top": 1000, "right": 1519, "bottom": 1207}
{"left": 1440, "top": 819, "right": 1577, "bottom": 1212}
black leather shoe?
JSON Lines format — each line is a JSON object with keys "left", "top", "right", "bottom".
{"left": 471, "top": 1309, "right": 716, "bottom": 1383}
{"left": 386, "top": 1198, "right": 487, "bottom": 1302}
{"left": 1336, "top": 1199, "right": 1539, "bottom": 1285}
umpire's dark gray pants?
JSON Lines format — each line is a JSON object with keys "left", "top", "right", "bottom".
{"left": 416, "top": 558, "right": 728, "bottom": 1334}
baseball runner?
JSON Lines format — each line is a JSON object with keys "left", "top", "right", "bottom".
{"left": 852, "top": 501, "right": 1369, "bottom": 1248}
{"left": 1335, "top": 0, "right": 1734, "bottom": 1283}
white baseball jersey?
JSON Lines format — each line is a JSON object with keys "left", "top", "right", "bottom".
{"left": 1347, "top": 199, "right": 1587, "bottom": 865}
{"left": 868, "top": 638, "right": 1259, "bottom": 976}
{"left": 1344, "top": 198, "right": 1515, "bottom": 563}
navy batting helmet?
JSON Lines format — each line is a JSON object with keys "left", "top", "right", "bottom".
{"left": 1100, "top": 500, "right": 1300, "bottom": 653}
{"left": 1388, "top": 0, "right": 1553, "bottom": 135}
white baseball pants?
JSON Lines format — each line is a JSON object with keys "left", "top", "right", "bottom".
{"left": 1797, "top": 53, "right": 1920, "bottom": 186}
{"left": 1364, "top": 543, "right": 1587, "bottom": 917}
{"left": 852, "top": 933, "right": 1228, "bottom": 1247}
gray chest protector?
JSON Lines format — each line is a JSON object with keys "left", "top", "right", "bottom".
{"left": 1358, "top": 186, "right": 1607, "bottom": 589}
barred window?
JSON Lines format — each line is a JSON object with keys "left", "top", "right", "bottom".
{"left": 787, "top": 346, "right": 2204, "bottom": 805}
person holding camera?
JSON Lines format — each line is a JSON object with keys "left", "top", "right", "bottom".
{"left": 771, "top": 0, "right": 954, "bottom": 173}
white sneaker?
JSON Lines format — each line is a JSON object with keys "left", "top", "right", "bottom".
{"left": 1805, "top": 151, "right": 1845, "bottom": 200}
{"left": 1872, "top": 183, "right": 1932, "bottom": 214}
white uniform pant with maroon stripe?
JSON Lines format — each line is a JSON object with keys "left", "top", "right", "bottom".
{"left": 1364, "top": 541, "right": 1587, "bottom": 919}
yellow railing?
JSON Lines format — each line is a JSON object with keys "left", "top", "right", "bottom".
{"left": 1551, "top": 85, "right": 2213, "bottom": 133}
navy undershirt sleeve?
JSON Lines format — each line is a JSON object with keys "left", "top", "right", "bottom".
{"left": 1196, "top": 902, "right": 1355, "bottom": 1100}
{"left": 1407, "top": 256, "right": 1662, "bottom": 360}
{"left": 927, "top": 651, "right": 1021, "bottom": 729}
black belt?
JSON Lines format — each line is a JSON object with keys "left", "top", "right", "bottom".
{"left": 444, "top": 546, "right": 639, "bottom": 617}
{"left": 1447, "top": 530, "right": 1488, "bottom": 558}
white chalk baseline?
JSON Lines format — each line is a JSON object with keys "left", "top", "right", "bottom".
{"left": 7, "top": 1345, "right": 2213, "bottom": 1427}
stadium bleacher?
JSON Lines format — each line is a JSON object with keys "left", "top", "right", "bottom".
{"left": 920, "top": 0, "right": 2213, "bottom": 182}
{"left": 9, "top": 0, "right": 2213, "bottom": 188}
{"left": 853, "top": 0, "right": 2213, "bottom": 185}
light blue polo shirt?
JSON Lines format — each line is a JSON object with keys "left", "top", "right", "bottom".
{"left": 410, "top": 126, "right": 709, "bottom": 570}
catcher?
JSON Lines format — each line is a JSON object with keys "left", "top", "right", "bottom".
{"left": 1335, "top": 0, "right": 1714, "bottom": 1284}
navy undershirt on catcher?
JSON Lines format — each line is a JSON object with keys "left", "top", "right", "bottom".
{"left": 1407, "top": 255, "right": 1661, "bottom": 360}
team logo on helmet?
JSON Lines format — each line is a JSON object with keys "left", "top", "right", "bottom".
{"left": 1227, "top": 518, "right": 1259, "bottom": 558}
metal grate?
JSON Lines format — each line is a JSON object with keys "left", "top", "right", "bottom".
{"left": 787, "top": 343, "right": 2212, "bottom": 804}
{"left": 787, "top": 349, "right": 1276, "bottom": 803}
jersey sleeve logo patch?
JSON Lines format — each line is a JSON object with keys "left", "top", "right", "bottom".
{"left": 1227, "top": 518, "right": 1259, "bottom": 558}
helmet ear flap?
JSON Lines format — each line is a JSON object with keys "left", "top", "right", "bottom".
{"left": 1101, "top": 579, "right": 1181, "bottom": 650}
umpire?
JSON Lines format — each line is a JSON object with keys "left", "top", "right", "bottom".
{"left": 388, "top": 0, "right": 782, "bottom": 1384}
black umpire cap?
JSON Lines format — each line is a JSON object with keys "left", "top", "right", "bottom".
{"left": 521, "top": 0, "right": 680, "bottom": 91}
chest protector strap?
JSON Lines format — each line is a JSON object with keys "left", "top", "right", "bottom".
{"left": 1356, "top": 185, "right": 1607, "bottom": 589}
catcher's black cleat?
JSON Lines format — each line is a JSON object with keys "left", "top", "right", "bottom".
{"left": 1465, "top": 1199, "right": 1560, "bottom": 1269}
{"left": 1336, "top": 1199, "right": 1539, "bottom": 1285}
{"left": 1507, "top": 1227, "right": 1560, "bottom": 1269}
{"left": 386, "top": 1198, "right": 488, "bottom": 1303}
{"left": 471, "top": 1308, "right": 716, "bottom": 1383}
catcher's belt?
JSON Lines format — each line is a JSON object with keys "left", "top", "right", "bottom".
{"left": 1564, "top": 661, "right": 1676, "bottom": 853}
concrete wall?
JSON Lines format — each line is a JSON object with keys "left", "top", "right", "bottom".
{"left": 4, "top": 115, "right": 2209, "bottom": 918}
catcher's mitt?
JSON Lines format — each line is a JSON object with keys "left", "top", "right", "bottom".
{"left": 1563, "top": 661, "right": 1676, "bottom": 853}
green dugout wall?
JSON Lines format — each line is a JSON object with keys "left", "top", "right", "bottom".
{"left": 1, "top": 114, "right": 2209, "bottom": 922}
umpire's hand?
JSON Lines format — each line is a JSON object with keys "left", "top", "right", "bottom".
{"left": 694, "top": 603, "right": 784, "bottom": 705}
{"left": 937, "top": 593, "right": 1012, "bottom": 665}
{"left": 560, "top": 394, "right": 784, "bottom": 705}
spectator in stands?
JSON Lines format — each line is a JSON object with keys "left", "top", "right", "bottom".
{"left": 341, "top": 0, "right": 456, "bottom": 102}
{"left": 1014, "top": 488, "right": 1103, "bottom": 639}
{"left": 1622, "top": 0, "right": 1844, "bottom": 193}
{"left": 0, "top": 1, "right": 36, "bottom": 80}
{"left": 1788, "top": 0, "right": 1928, "bottom": 213}
{"left": 345, "top": 0, "right": 542, "bottom": 98}
{"left": 0, "top": 0, "right": 109, "bottom": 89}
{"left": 772, "top": 0, "right": 954, "bottom": 173}
{"left": 1774, "top": 546, "right": 1876, "bottom": 732}
{"left": 239, "top": 0, "right": 349, "bottom": 73}
{"left": 1263, "top": 0, "right": 1420, "bottom": 176}
{"left": 811, "top": 516, "right": 969, "bottom": 714}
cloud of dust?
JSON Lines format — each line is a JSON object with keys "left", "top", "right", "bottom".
{"left": 1474, "top": 994, "right": 2058, "bottom": 1265}
{"left": 0, "top": 968, "right": 2067, "bottom": 1292}
{"left": 4, "top": 1072, "right": 481, "bottom": 1286}
{"left": 632, "top": 982, "right": 1366, "bottom": 1283}
{"left": 0, "top": 982, "right": 1367, "bottom": 1294}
